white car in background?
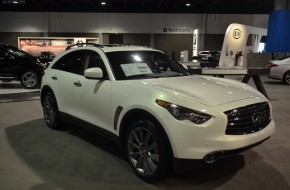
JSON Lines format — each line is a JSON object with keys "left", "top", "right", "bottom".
{"left": 268, "top": 56, "right": 290, "bottom": 85}
{"left": 41, "top": 43, "right": 275, "bottom": 182}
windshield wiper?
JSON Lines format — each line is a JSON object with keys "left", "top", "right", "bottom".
{"left": 125, "top": 74, "right": 155, "bottom": 80}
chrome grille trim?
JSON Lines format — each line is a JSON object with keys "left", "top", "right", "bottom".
{"left": 224, "top": 102, "right": 271, "bottom": 135}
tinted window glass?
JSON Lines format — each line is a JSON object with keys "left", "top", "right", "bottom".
{"left": 53, "top": 50, "right": 85, "bottom": 75}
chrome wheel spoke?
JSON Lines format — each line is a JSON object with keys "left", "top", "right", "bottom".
{"left": 128, "top": 140, "right": 140, "bottom": 149}
{"left": 148, "top": 152, "right": 159, "bottom": 162}
{"left": 132, "top": 130, "right": 141, "bottom": 145}
{"left": 136, "top": 157, "right": 144, "bottom": 169}
{"left": 139, "top": 128, "right": 144, "bottom": 142}
{"left": 144, "top": 131, "right": 150, "bottom": 145}
{"left": 142, "top": 157, "right": 151, "bottom": 175}
{"left": 129, "top": 152, "right": 142, "bottom": 160}
{"left": 146, "top": 157, "right": 157, "bottom": 173}
{"left": 148, "top": 141, "right": 157, "bottom": 151}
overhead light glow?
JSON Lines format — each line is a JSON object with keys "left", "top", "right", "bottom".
{"left": 186, "top": 3, "right": 191, "bottom": 7}
{"left": 101, "top": 2, "right": 106, "bottom": 5}
{"left": 133, "top": 55, "right": 142, "bottom": 61}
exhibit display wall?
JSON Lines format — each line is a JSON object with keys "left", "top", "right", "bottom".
{"left": 0, "top": 12, "right": 268, "bottom": 60}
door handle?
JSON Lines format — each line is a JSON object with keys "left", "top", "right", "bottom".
{"left": 51, "top": 75, "right": 57, "bottom": 80}
{"left": 74, "top": 81, "right": 82, "bottom": 87}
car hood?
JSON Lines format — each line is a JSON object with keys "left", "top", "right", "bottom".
{"left": 126, "top": 75, "right": 263, "bottom": 106}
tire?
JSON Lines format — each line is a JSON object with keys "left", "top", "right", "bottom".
{"left": 42, "top": 92, "right": 62, "bottom": 129}
{"left": 282, "top": 71, "right": 290, "bottom": 85}
{"left": 125, "top": 120, "right": 170, "bottom": 182}
{"left": 20, "top": 70, "right": 40, "bottom": 89}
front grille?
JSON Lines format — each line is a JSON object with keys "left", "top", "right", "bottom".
{"left": 224, "top": 102, "right": 271, "bottom": 135}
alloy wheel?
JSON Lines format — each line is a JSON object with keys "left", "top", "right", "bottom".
{"left": 127, "top": 127, "right": 160, "bottom": 176}
{"left": 22, "top": 71, "right": 38, "bottom": 88}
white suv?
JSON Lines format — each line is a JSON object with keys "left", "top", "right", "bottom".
{"left": 41, "top": 44, "right": 275, "bottom": 182}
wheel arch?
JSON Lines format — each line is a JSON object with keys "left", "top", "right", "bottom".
{"left": 119, "top": 108, "right": 174, "bottom": 159}
{"left": 40, "top": 85, "right": 55, "bottom": 106}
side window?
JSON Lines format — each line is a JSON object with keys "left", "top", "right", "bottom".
{"left": 83, "top": 50, "right": 108, "bottom": 78}
{"left": 52, "top": 50, "right": 86, "bottom": 75}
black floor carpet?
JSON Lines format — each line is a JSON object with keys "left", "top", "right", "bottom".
{"left": 5, "top": 119, "right": 290, "bottom": 190}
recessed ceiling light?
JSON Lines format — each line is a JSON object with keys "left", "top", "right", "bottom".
{"left": 101, "top": 2, "right": 106, "bottom": 5}
{"left": 186, "top": 3, "right": 191, "bottom": 7}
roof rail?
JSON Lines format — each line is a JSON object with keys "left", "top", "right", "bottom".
{"left": 102, "top": 44, "right": 132, "bottom": 47}
{"left": 102, "top": 44, "right": 150, "bottom": 48}
{"left": 65, "top": 43, "right": 104, "bottom": 50}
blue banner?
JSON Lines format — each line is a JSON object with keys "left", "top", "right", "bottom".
{"left": 265, "top": 9, "right": 290, "bottom": 53}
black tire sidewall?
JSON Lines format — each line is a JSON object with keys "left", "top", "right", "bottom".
{"left": 43, "top": 93, "right": 61, "bottom": 130}
{"left": 125, "top": 120, "right": 170, "bottom": 183}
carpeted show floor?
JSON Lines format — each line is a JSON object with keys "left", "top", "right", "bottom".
{"left": 0, "top": 76, "right": 290, "bottom": 190}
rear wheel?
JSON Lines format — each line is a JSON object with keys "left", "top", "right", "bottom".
{"left": 20, "top": 70, "right": 40, "bottom": 89}
{"left": 282, "top": 71, "right": 290, "bottom": 85}
{"left": 125, "top": 120, "right": 170, "bottom": 182}
{"left": 42, "top": 93, "right": 62, "bottom": 129}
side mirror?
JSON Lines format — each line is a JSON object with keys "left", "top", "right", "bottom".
{"left": 84, "top": 67, "right": 103, "bottom": 79}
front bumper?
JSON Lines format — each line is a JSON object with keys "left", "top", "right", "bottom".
{"left": 172, "top": 137, "right": 270, "bottom": 173}
{"left": 157, "top": 100, "right": 276, "bottom": 161}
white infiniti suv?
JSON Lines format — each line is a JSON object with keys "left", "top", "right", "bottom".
{"left": 41, "top": 44, "right": 275, "bottom": 182}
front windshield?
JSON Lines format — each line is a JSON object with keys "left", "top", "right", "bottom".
{"left": 106, "top": 51, "right": 189, "bottom": 80}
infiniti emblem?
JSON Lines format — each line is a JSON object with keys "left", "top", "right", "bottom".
{"left": 252, "top": 112, "right": 263, "bottom": 124}
{"left": 233, "top": 29, "right": 242, "bottom": 39}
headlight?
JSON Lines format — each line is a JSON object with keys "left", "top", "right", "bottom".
{"left": 156, "top": 99, "right": 211, "bottom": 124}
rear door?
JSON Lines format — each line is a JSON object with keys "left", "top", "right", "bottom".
{"left": 50, "top": 50, "right": 86, "bottom": 115}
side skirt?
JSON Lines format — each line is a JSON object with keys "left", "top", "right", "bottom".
{"left": 58, "top": 112, "right": 121, "bottom": 146}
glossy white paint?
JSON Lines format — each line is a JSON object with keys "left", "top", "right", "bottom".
{"left": 268, "top": 57, "right": 290, "bottom": 82}
{"left": 41, "top": 46, "right": 275, "bottom": 161}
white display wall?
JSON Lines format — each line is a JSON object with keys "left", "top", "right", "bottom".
{"left": 0, "top": 12, "right": 269, "bottom": 34}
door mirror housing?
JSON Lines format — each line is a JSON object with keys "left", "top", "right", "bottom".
{"left": 84, "top": 67, "right": 103, "bottom": 79}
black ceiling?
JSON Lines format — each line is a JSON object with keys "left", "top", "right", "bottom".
{"left": 1, "top": 0, "right": 275, "bottom": 14}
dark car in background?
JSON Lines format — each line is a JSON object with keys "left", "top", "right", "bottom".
{"left": 0, "top": 44, "right": 46, "bottom": 88}
{"left": 198, "top": 51, "right": 220, "bottom": 62}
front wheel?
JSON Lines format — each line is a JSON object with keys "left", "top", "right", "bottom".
{"left": 20, "top": 70, "right": 40, "bottom": 89}
{"left": 42, "top": 93, "right": 62, "bottom": 129}
{"left": 282, "top": 71, "right": 290, "bottom": 85}
{"left": 125, "top": 120, "right": 170, "bottom": 182}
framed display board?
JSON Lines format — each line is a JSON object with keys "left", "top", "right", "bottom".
{"left": 18, "top": 37, "right": 99, "bottom": 59}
